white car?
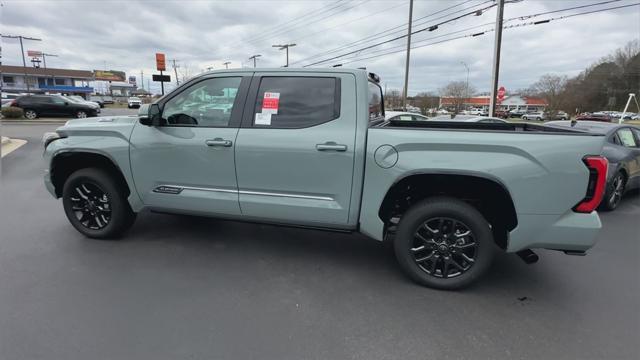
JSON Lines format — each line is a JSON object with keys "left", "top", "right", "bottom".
{"left": 127, "top": 97, "right": 142, "bottom": 108}
{"left": 66, "top": 95, "right": 101, "bottom": 110}
{"left": 522, "top": 111, "right": 569, "bottom": 121}
{"left": 385, "top": 111, "right": 429, "bottom": 121}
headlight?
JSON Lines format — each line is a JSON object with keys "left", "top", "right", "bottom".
{"left": 42, "top": 132, "right": 64, "bottom": 148}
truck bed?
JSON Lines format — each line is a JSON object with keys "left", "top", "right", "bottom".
{"left": 379, "top": 119, "right": 601, "bottom": 135}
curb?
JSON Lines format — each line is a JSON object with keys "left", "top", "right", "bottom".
{"left": 1, "top": 136, "right": 10, "bottom": 145}
{"left": 1, "top": 119, "right": 68, "bottom": 125}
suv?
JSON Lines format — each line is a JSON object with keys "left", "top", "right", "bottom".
{"left": 43, "top": 68, "right": 608, "bottom": 289}
{"left": 127, "top": 97, "right": 142, "bottom": 108}
{"left": 11, "top": 95, "right": 99, "bottom": 119}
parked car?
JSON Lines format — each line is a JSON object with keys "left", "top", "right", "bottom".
{"left": 43, "top": 68, "right": 608, "bottom": 290}
{"left": 546, "top": 121, "right": 640, "bottom": 211}
{"left": 127, "top": 97, "right": 142, "bottom": 108}
{"left": 521, "top": 111, "right": 545, "bottom": 121}
{"left": 1, "top": 99, "right": 14, "bottom": 108}
{"left": 63, "top": 95, "right": 101, "bottom": 113}
{"left": 67, "top": 95, "right": 102, "bottom": 108}
{"left": 385, "top": 111, "right": 429, "bottom": 121}
{"left": 576, "top": 113, "right": 613, "bottom": 122}
{"left": 11, "top": 95, "right": 99, "bottom": 119}
{"left": 508, "top": 109, "right": 528, "bottom": 118}
{"left": 90, "top": 95, "right": 114, "bottom": 105}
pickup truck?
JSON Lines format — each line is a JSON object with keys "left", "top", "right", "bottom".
{"left": 43, "top": 68, "right": 608, "bottom": 289}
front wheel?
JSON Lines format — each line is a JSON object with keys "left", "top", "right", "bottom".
{"left": 394, "top": 197, "right": 495, "bottom": 290}
{"left": 62, "top": 168, "right": 136, "bottom": 239}
{"left": 24, "top": 109, "right": 38, "bottom": 119}
{"left": 522, "top": 116, "right": 528, "bottom": 121}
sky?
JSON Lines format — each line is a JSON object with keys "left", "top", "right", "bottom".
{"left": 1, "top": 0, "right": 639, "bottom": 95}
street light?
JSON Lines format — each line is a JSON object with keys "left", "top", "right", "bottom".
{"left": 248, "top": 54, "right": 262, "bottom": 68}
{"left": 272, "top": 44, "right": 296, "bottom": 67}
{"left": 223, "top": 61, "right": 231, "bottom": 69}
{"left": 460, "top": 61, "right": 470, "bottom": 107}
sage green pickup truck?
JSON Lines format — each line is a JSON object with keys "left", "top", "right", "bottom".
{"left": 43, "top": 68, "right": 609, "bottom": 289}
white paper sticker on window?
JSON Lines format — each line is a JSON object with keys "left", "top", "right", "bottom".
{"left": 255, "top": 112, "right": 272, "bottom": 125}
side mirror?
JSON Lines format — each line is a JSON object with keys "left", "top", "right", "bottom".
{"left": 139, "top": 104, "right": 161, "bottom": 126}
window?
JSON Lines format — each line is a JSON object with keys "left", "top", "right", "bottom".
{"left": 51, "top": 96, "right": 66, "bottom": 105}
{"left": 368, "top": 81, "right": 383, "bottom": 121}
{"left": 253, "top": 77, "right": 339, "bottom": 128}
{"left": 632, "top": 128, "right": 640, "bottom": 143}
{"left": 3, "top": 76, "right": 14, "bottom": 84}
{"left": 610, "top": 133, "right": 622, "bottom": 146}
{"left": 162, "top": 77, "right": 241, "bottom": 127}
{"left": 55, "top": 78, "right": 66, "bottom": 85}
{"left": 617, "top": 128, "right": 637, "bottom": 147}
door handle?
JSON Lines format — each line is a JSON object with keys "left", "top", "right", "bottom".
{"left": 316, "top": 142, "right": 347, "bottom": 152}
{"left": 205, "top": 138, "right": 233, "bottom": 147}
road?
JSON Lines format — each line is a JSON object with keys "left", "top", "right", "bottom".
{"left": 1, "top": 124, "right": 639, "bottom": 360}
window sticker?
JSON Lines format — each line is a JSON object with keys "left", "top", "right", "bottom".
{"left": 262, "top": 92, "right": 280, "bottom": 114}
{"left": 255, "top": 112, "right": 272, "bottom": 125}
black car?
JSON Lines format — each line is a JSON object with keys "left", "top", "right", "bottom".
{"left": 547, "top": 121, "right": 640, "bottom": 210}
{"left": 11, "top": 95, "right": 99, "bottom": 119}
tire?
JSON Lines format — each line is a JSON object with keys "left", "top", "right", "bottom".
{"left": 600, "top": 171, "right": 626, "bottom": 211}
{"left": 76, "top": 110, "right": 88, "bottom": 118}
{"left": 522, "top": 116, "right": 528, "bottom": 121}
{"left": 62, "top": 168, "right": 136, "bottom": 239}
{"left": 394, "top": 197, "right": 495, "bottom": 290}
{"left": 24, "top": 109, "right": 38, "bottom": 119}
{"left": 536, "top": 117, "right": 542, "bottom": 121}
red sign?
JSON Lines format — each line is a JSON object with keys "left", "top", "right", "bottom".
{"left": 262, "top": 92, "right": 280, "bottom": 113}
{"left": 27, "top": 50, "right": 42, "bottom": 57}
{"left": 155, "top": 53, "right": 166, "bottom": 71}
{"left": 497, "top": 86, "right": 506, "bottom": 101}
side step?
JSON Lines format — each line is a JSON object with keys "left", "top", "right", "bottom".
{"left": 516, "top": 249, "right": 539, "bottom": 264}
{"left": 563, "top": 250, "right": 586, "bottom": 256}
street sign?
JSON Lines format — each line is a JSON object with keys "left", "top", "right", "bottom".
{"left": 497, "top": 86, "right": 506, "bottom": 101}
{"left": 152, "top": 74, "right": 171, "bottom": 82}
{"left": 156, "top": 53, "right": 166, "bottom": 71}
{"left": 27, "top": 50, "right": 42, "bottom": 57}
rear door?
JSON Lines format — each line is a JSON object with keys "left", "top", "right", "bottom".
{"left": 234, "top": 72, "right": 357, "bottom": 226}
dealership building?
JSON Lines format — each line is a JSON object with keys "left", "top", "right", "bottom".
{"left": 439, "top": 95, "right": 548, "bottom": 112}
{"left": 1, "top": 65, "right": 94, "bottom": 96}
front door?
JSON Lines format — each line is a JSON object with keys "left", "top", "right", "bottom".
{"left": 235, "top": 73, "right": 357, "bottom": 226}
{"left": 129, "top": 75, "right": 250, "bottom": 216}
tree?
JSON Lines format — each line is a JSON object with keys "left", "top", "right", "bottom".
{"left": 412, "top": 92, "right": 440, "bottom": 114}
{"left": 529, "top": 74, "right": 567, "bottom": 113}
{"left": 439, "top": 81, "right": 476, "bottom": 113}
{"left": 385, "top": 89, "right": 403, "bottom": 110}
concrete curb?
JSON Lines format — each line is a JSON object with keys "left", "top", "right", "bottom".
{"left": 1, "top": 119, "right": 68, "bottom": 125}
{"left": 1, "top": 136, "right": 10, "bottom": 145}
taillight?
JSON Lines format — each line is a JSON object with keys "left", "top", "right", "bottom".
{"left": 9, "top": 100, "right": 17, "bottom": 107}
{"left": 573, "top": 156, "right": 608, "bottom": 213}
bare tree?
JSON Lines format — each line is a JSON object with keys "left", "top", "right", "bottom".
{"left": 530, "top": 74, "right": 568, "bottom": 113}
{"left": 439, "top": 80, "right": 475, "bottom": 113}
{"left": 413, "top": 92, "right": 440, "bottom": 114}
{"left": 385, "top": 89, "right": 403, "bottom": 110}
{"left": 178, "top": 62, "right": 199, "bottom": 83}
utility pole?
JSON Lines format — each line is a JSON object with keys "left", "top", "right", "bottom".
{"left": 140, "top": 70, "right": 144, "bottom": 90}
{"left": 249, "top": 54, "right": 261, "bottom": 68}
{"left": 170, "top": 59, "right": 180, "bottom": 86}
{"left": 223, "top": 61, "right": 231, "bottom": 69}
{"left": 488, "top": 0, "right": 505, "bottom": 117}
{"left": 461, "top": 61, "right": 470, "bottom": 105}
{"left": 272, "top": 44, "right": 296, "bottom": 67}
{"left": 402, "top": 0, "right": 414, "bottom": 111}
{"left": 42, "top": 53, "right": 58, "bottom": 85}
{"left": 1, "top": 34, "right": 42, "bottom": 93}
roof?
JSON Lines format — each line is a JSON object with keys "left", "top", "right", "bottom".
{"left": 544, "top": 120, "right": 637, "bottom": 134}
{"left": 0, "top": 65, "right": 94, "bottom": 79}
{"left": 197, "top": 67, "right": 368, "bottom": 77}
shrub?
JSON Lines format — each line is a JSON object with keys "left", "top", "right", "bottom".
{"left": 1, "top": 107, "right": 24, "bottom": 119}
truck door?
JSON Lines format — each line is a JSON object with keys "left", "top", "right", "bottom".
{"left": 129, "top": 74, "right": 251, "bottom": 215}
{"left": 234, "top": 73, "right": 357, "bottom": 226}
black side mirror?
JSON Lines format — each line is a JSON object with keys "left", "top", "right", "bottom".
{"left": 139, "top": 103, "right": 161, "bottom": 126}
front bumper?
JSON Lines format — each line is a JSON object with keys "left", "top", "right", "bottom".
{"left": 507, "top": 211, "right": 601, "bottom": 253}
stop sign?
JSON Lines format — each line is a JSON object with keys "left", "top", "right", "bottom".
{"left": 497, "top": 86, "right": 506, "bottom": 101}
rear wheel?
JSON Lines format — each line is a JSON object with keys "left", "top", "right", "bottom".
{"left": 76, "top": 110, "right": 88, "bottom": 118}
{"left": 601, "top": 171, "right": 626, "bottom": 211}
{"left": 522, "top": 116, "right": 528, "bottom": 121}
{"left": 62, "top": 168, "right": 136, "bottom": 239}
{"left": 24, "top": 109, "right": 38, "bottom": 119}
{"left": 394, "top": 197, "right": 495, "bottom": 290}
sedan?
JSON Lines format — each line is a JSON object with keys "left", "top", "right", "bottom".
{"left": 546, "top": 121, "right": 640, "bottom": 210}
{"left": 385, "top": 111, "right": 429, "bottom": 121}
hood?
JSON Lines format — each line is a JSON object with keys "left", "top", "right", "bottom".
{"left": 56, "top": 115, "right": 139, "bottom": 138}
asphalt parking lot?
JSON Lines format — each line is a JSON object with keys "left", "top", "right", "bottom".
{"left": 1, "top": 124, "right": 639, "bottom": 360}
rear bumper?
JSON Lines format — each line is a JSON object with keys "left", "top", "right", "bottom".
{"left": 507, "top": 211, "right": 601, "bottom": 253}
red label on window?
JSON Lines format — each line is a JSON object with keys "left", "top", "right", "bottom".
{"left": 263, "top": 92, "right": 280, "bottom": 113}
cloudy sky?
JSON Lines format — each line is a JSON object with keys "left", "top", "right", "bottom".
{"left": 1, "top": 0, "right": 639, "bottom": 95}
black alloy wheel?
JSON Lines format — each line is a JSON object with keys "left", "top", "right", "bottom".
{"left": 411, "top": 217, "right": 477, "bottom": 279}
{"left": 69, "top": 182, "right": 112, "bottom": 230}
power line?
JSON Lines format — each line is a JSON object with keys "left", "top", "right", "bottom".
{"left": 302, "top": 1, "right": 498, "bottom": 67}
{"left": 291, "top": 0, "right": 489, "bottom": 66}
{"left": 337, "top": 2, "right": 640, "bottom": 66}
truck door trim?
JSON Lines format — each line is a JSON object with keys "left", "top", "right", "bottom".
{"left": 153, "top": 184, "right": 334, "bottom": 201}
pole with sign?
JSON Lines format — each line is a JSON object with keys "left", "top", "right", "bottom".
{"left": 156, "top": 53, "right": 167, "bottom": 95}
{"left": 497, "top": 86, "right": 506, "bottom": 109}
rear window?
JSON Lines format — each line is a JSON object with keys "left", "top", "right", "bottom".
{"left": 253, "top": 77, "right": 340, "bottom": 128}
{"left": 368, "top": 81, "right": 383, "bottom": 121}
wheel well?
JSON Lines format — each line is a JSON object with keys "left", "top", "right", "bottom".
{"left": 379, "top": 174, "right": 518, "bottom": 249}
{"left": 50, "top": 152, "right": 130, "bottom": 198}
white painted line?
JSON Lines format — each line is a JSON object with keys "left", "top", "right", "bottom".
{"left": 1, "top": 139, "right": 27, "bottom": 158}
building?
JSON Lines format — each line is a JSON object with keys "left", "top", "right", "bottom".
{"left": 439, "top": 95, "right": 548, "bottom": 112}
{"left": 1, "top": 65, "right": 93, "bottom": 97}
